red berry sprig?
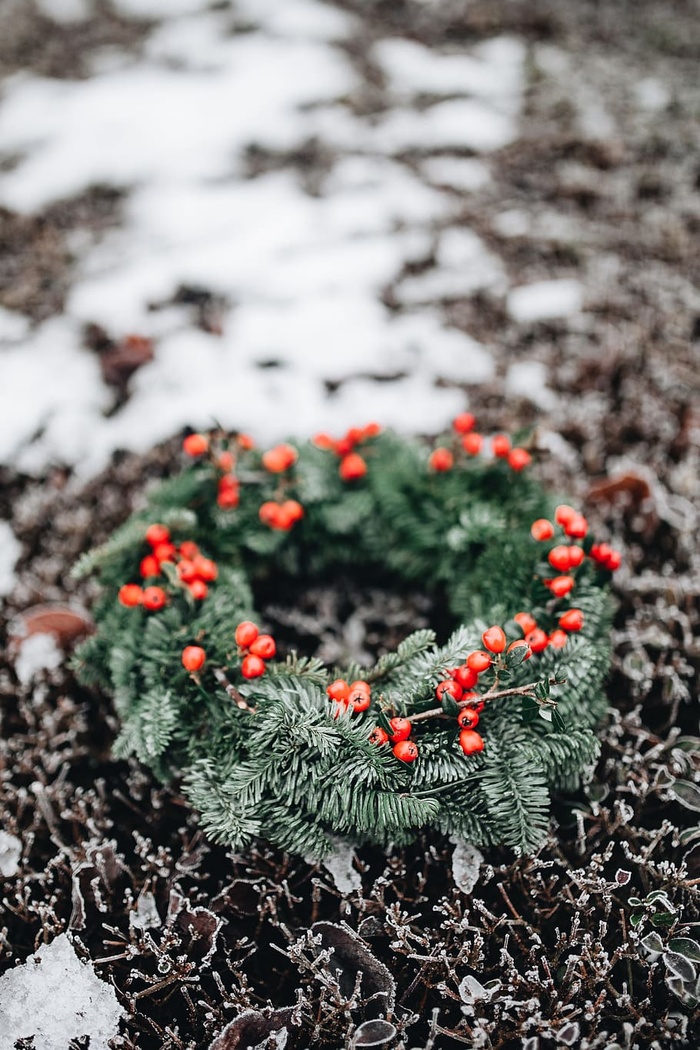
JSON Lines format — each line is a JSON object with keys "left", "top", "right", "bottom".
{"left": 234, "top": 621, "right": 277, "bottom": 679}
{"left": 312, "top": 423, "right": 380, "bottom": 482}
{"left": 259, "top": 499, "right": 304, "bottom": 531}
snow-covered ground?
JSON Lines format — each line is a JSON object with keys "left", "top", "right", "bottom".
{"left": 0, "top": 0, "right": 580, "bottom": 479}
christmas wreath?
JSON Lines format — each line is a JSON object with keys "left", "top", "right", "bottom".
{"left": 73, "top": 417, "right": 621, "bottom": 856}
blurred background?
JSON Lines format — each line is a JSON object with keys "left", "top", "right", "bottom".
{"left": 1, "top": 0, "right": 697, "bottom": 481}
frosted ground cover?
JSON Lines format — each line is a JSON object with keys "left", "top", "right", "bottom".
{"left": 0, "top": 0, "right": 572, "bottom": 478}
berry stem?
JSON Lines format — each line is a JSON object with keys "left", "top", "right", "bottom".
{"left": 213, "top": 668, "right": 256, "bottom": 712}
{"left": 404, "top": 676, "right": 566, "bottom": 724}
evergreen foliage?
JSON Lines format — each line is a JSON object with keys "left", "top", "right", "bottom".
{"left": 73, "top": 425, "right": 618, "bottom": 857}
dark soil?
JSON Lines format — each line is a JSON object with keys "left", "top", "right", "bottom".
{"left": 1, "top": 1, "right": 700, "bottom": 1048}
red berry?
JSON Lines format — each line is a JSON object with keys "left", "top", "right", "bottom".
{"left": 193, "top": 556, "right": 218, "bottom": 582}
{"left": 262, "top": 443, "right": 298, "bottom": 473}
{"left": 182, "top": 645, "right": 206, "bottom": 672}
{"left": 217, "top": 451, "right": 235, "bottom": 472}
{"left": 492, "top": 434, "right": 511, "bottom": 458}
{"left": 237, "top": 433, "right": 255, "bottom": 450}
{"left": 188, "top": 579, "right": 208, "bottom": 600}
{"left": 559, "top": 608, "right": 585, "bottom": 632}
{"left": 369, "top": 726, "right": 389, "bottom": 746}
{"left": 605, "top": 549, "right": 622, "bottom": 571}
{"left": 589, "top": 542, "right": 611, "bottom": 565}
{"left": 567, "top": 546, "right": 585, "bottom": 568}
{"left": 345, "top": 426, "right": 365, "bottom": 446}
{"left": 361, "top": 422, "right": 381, "bottom": 440}
{"left": 349, "top": 689, "right": 371, "bottom": 713}
{"left": 548, "top": 575, "right": 575, "bottom": 598}
{"left": 457, "top": 707, "right": 479, "bottom": 729}
{"left": 179, "top": 540, "right": 199, "bottom": 560}
{"left": 140, "top": 555, "right": 160, "bottom": 578}
{"left": 554, "top": 504, "right": 577, "bottom": 527}
{"left": 548, "top": 629, "right": 568, "bottom": 649}
{"left": 145, "top": 523, "right": 170, "bottom": 548}
{"left": 482, "top": 626, "right": 506, "bottom": 654}
{"left": 339, "top": 453, "right": 367, "bottom": 481}
{"left": 466, "top": 650, "right": 492, "bottom": 673}
{"left": 548, "top": 545, "right": 573, "bottom": 572}
{"left": 349, "top": 679, "right": 371, "bottom": 697}
{"left": 507, "top": 639, "right": 532, "bottom": 660}
{"left": 334, "top": 437, "right": 354, "bottom": 457}
{"left": 564, "top": 514, "right": 588, "bottom": 539}
{"left": 312, "top": 432, "right": 335, "bottom": 450}
{"left": 235, "top": 621, "right": 259, "bottom": 648}
{"left": 326, "top": 679, "right": 350, "bottom": 702}
{"left": 388, "top": 717, "right": 412, "bottom": 742}
{"left": 462, "top": 432, "right": 483, "bottom": 455}
{"left": 514, "top": 611, "right": 537, "bottom": 636}
{"left": 142, "top": 586, "right": 167, "bottom": 611}
{"left": 525, "top": 628, "right": 549, "bottom": 654}
{"left": 278, "top": 499, "right": 304, "bottom": 528}
{"left": 530, "top": 518, "right": 555, "bottom": 542}
{"left": 250, "top": 634, "right": 276, "bottom": 660}
{"left": 459, "top": 729, "right": 484, "bottom": 755}
{"left": 429, "top": 447, "right": 454, "bottom": 472}
{"left": 217, "top": 475, "right": 240, "bottom": 509}
{"left": 259, "top": 501, "right": 282, "bottom": 528}
{"left": 393, "top": 739, "right": 419, "bottom": 762}
{"left": 177, "top": 559, "right": 198, "bottom": 583}
{"left": 153, "top": 542, "right": 177, "bottom": 563}
{"left": 453, "top": 664, "right": 479, "bottom": 689}
{"left": 118, "top": 584, "right": 143, "bottom": 607}
{"left": 241, "top": 654, "right": 266, "bottom": 679}
{"left": 436, "top": 679, "right": 463, "bottom": 703}
{"left": 508, "top": 448, "right": 532, "bottom": 471}
{"left": 453, "top": 412, "right": 476, "bottom": 434}
{"left": 183, "top": 433, "right": 209, "bottom": 457}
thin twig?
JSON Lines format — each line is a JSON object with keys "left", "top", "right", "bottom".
{"left": 406, "top": 676, "right": 565, "bottom": 724}
{"left": 213, "top": 668, "right": 255, "bottom": 712}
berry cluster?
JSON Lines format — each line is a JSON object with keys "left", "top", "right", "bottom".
{"left": 183, "top": 431, "right": 255, "bottom": 511}
{"left": 312, "top": 423, "right": 382, "bottom": 482}
{"left": 326, "top": 678, "right": 372, "bottom": 714}
{"left": 429, "top": 413, "right": 533, "bottom": 474}
{"left": 234, "top": 620, "right": 277, "bottom": 679}
{"left": 531, "top": 504, "right": 621, "bottom": 601}
{"left": 118, "top": 524, "right": 218, "bottom": 609}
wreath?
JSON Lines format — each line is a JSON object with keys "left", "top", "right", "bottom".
{"left": 73, "top": 417, "right": 620, "bottom": 856}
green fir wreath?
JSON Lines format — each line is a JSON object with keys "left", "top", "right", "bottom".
{"left": 73, "top": 417, "right": 621, "bottom": 857}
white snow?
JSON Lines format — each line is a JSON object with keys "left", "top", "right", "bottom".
{"left": 0, "top": 830, "right": 22, "bottom": 877}
{"left": 0, "top": 933, "right": 124, "bottom": 1049}
{"left": 420, "top": 156, "right": 490, "bottom": 192}
{"left": 0, "top": 1, "right": 532, "bottom": 477}
{"left": 322, "top": 837, "right": 363, "bottom": 895}
{"left": 636, "top": 77, "right": 671, "bottom": 112}
{"left": 14, "top": 633, "right": 64, "bottom": 685}
{"left": 35, "top": 0, "right": 91, "bottom": 23}
{"left": 507, "top": 279, "right": 584, "bottom": 323}
{"left": 504, "top": 360, "right": 558, "bottom": 409}
{"left": 450, "top": 838, "right": 484, "bottom": 894}
{"left": 0, "top": 522, "right": 22, "bottom": 598}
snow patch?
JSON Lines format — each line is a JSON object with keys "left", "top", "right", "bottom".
{"left": 35, "top": 0, "right": 91, "bottom": 22}
{"left": 0, "top": 831, "right": 22, "bottom": 877}
{"left": 0, "top": 933, "right": 124, "bottom": 1049}
{"left": 636, "top": 77, "right": 671, "bottom": 112}
{"left": 15, "top": 634, "right": 63, "bottom": 685}
{"left": 450, "top": 838, "right": 483, "bottom": 894}
{"left": 421, "top": 156, "right": 490, "bottom": 192}
{"left": 322, "top": 838, "right": 363, "bottom": 895}
{"left": 0, "top": 0, "right": 526, "bottom": 476}
{"left": 0, "top": 521, "right": 22, "bottom": 598}
{"left": 507, "top": 279, "right": 583, "bottom": 323}
{"left": 504, "top": 360, "right": 558, "bottom": 409}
